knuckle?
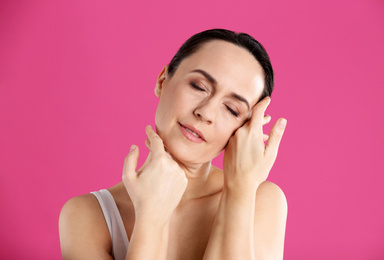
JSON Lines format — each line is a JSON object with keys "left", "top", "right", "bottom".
{"left": 153, "top": 135, "right": 164, "bottom": 145}
{"left": 124, "top": 154, "right": 131, "bottom": 163}
{"left": 122, "top": 170, "right": 131, "bottom": 181}
{"left": 148, "top": 131, "right": 157, "bottom": 140}
{"left": 270, "top": 129, "right": 282, "bottom": 140}
{"left": 155, "top": 155, "right": 166, "bottom": 165}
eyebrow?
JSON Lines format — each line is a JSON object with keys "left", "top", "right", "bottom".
{"left": 191, "top": 69, "right": 217, "bottom": 85}
{"left": 191, "top": 69, "right": 250, "bottom": 110}
{"left": 231, "top": 92, "right": 250, "bottom": 110}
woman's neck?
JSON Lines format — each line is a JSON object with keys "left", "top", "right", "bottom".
{"left": 176, "top": 160, "right": 223, "bottom": 203}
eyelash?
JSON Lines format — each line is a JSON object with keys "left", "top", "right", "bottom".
{"left": 225, "top": 105, "right": 239, "bottom": 117}
{"left": 190, "top": 82, "right": 205, "bottom": 91}
{"left": 190, "top": 82, "right": 239, "bottom": 118}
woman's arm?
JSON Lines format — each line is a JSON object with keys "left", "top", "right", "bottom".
{"left": 203, "top": 97, "right": 287, "bottom": 260}
{"left": 203, "top": 182, "right": 287, "bottom": 260}
{"left": 60, "top": 126, "right": 187, "bottom": 260}
{"left": 125, "top": 213, "right": 170, "bottom": 260}
{"left": 123, "top": 125, "right": 188, "bottom": 260}
{"left": 202, "top": 184, "right": 257, "bottom": 259}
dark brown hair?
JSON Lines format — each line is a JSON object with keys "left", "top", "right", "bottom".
{"left": 168, "top": 29, "right": 274, "bottom": 101}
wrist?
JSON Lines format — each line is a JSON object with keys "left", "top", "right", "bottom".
{"left": 221, "top": 186, "right": 257, "bottom": 208}
{"left": 135, "top": 208, "right": 172, "bottom": 228}
{"left": 223, "top": 178, "right": 261, "bottom": 196}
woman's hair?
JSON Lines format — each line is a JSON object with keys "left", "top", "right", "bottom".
{"left": 168, "top": 28, "right": 274, "bottom": 101}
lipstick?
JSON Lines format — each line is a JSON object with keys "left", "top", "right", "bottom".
{"left": 178, "top": 123, "right": 206, "bottom": 143}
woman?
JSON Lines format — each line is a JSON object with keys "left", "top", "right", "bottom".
{"left": 59, "top": 29, "right": 287, "bottom": 260}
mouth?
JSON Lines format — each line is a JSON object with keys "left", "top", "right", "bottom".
{"left": 178, "top": 122, "right": 206, "bottom": 143}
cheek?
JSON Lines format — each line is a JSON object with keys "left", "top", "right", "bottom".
{"left": 212, "top": 119, "right": 239, "bottom": 146}
{"left": 155, "top": 87, "right": 192, "bottom": 127}
{"left": 163, "top": 83, "right": 190, "bottom": 106}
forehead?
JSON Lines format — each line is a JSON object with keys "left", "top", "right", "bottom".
{"left": 174, "top": 40, "right": 265, "bottom": 106}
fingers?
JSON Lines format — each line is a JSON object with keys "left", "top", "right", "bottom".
{"left": 265, "top": 118, "right": 287, "bottom": 159}
{"left": 145, "top": 125, "right": 165, "bottom": 156}
{"left": 263, "top": 115, "right": 271, "bottom": 126}
{"left": 249, "top": 97, "right": 271, "bottom": 133}
{"left": 123, "top": 145, "right": 140, "bottom": 180}
{"left": 262, "top": 115, "right": 271, "bottom": 141}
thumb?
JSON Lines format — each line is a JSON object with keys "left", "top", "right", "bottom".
{"left": 122, "top": 145, "right": 140, "bottom": 181}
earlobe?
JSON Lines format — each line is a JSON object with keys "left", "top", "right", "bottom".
{"left": 154, "top": 65, "right": 169, "bottom": 97}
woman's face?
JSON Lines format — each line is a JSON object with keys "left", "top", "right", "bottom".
{"left": 155, "top": 40, "right": 265, "bottom": 165}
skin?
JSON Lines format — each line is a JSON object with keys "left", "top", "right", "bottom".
{"left": 59, "top": 40, "right": 287, "bottom": 260}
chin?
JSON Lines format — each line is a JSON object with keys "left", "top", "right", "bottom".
{"left": 156, "top": 124, "right": 224, "bottom": 165}
{"left": 164, "top": 140, "right": 199, "bottom": 164}
{"left": 164, "top": 139, "right": 222, "bottom": 166}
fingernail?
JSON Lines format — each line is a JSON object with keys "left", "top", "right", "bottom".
{"left": 279, "top": 118, "right": 287, "bottom": 128}
{"left": 145, "top": 125, "right": 152, "bottom": 134}
{"left": 266, "top": 97, "right": 271, "bottom": 106}
{"left": 130, "top": 145, "right": 136, "bottom": 152}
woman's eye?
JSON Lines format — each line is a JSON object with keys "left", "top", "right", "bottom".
{"left": 190, "top": 82, "right": 205, "bottom": 91}
{"left": 225, "top": 105, "right": 239, "bottom": 117}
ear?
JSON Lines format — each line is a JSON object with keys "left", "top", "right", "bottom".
{"left": 154, "top": 65, "right": 169, "bottom": 97}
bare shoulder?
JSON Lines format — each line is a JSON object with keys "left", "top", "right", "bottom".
{"left": 254, "top": 181, "right": 287, "bottom": 259}
{"left": 60, "top": 193, "right": 101, "bottom": 216}
{"left": 59, "top": 194, "right": 113, "bottom": 260}
{"left": 256, "top": 181, "right": 287, "bottom": 210}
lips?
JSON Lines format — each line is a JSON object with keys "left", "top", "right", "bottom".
{"left": 178, "top": 122, "right": 206, "bottom": 143}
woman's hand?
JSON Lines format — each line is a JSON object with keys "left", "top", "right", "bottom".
{"left": 122, "top": 125, "right": 188, "bottom": 225}
{"left": 223, "top": 97, "right": 287, "bottom": 191}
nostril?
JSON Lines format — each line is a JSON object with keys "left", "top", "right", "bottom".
{"left": 194, "top": 111, "right": 202, "bottom": 118}
{"left": 194, "top": 108, "right": 212, "bottom": 124}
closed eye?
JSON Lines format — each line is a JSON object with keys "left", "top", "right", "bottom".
{"left": 190, "top": 81, "right": 239, "bottom": 117}
{"left": 225, "top": 105, "right": 239, "bottom": 117}
{"left": 190, "top": 82, "right": 205, "bottom": 91}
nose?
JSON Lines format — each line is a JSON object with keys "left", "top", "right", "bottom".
{"left": 193, "top": 98, "right": 216, "bottom": 124}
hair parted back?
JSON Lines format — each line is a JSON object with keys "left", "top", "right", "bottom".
{"left": 167, "top": 28, "right": 274, "bottom": 101}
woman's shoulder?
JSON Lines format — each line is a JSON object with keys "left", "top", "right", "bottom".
{"left": 59, "top": 192, "right": 113, "bottom": 259}
{"left": 255, "top": 181, "right": 287, "bottom": 215}
{"left": 257, "top": 181, "right": 286, "bottom": 197}
{"left": 60, "top": 193, "right": 104, "bottom": 226}
{"left": 59, "top": 182, "right": 130, "bottom": 226}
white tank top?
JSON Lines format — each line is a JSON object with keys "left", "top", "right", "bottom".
{"left": 91, "top": 189, "right": 129, "bottom": 260}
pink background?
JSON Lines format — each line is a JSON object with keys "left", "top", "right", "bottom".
{"left": 1, "top": 0, "right": 383, "bottom": 259}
